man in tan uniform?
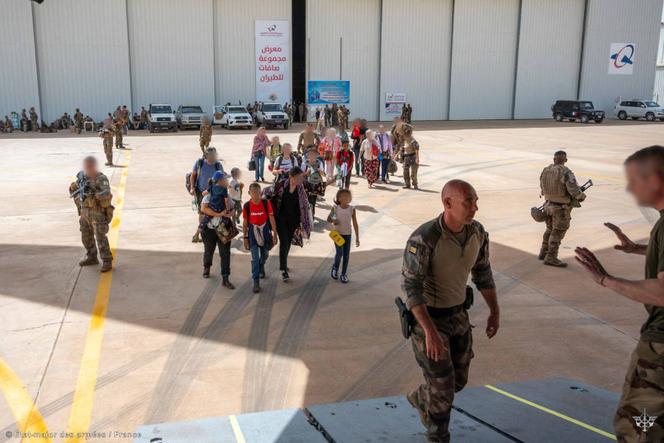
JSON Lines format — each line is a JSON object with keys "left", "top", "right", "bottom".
{"left": 199, "top": 117, "right": 212, "bottom": 154}
{"left": 113, "top": 118, "right": 123, "bottom": 149}
{"left": 100, "top": 126, "right": 114, "bottom": 166}
{"left": 297, "top": 123, "right": 320, "bottom": 154}
{"left": 402, "top": 180, "right": 499, "bottom": 443}
{"left": 69, "top": 156, "right": 114, "bottom": 272}
{"left": 539, "top": 150, "right": 586, "bottom": 267}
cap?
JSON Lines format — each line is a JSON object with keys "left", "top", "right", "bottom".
{"left": 212, "top": 171, "right": 225, "bottom": 182}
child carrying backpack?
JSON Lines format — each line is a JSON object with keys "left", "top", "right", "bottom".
{"left": 243, "top": 183, "right": 278, "bottom": 293}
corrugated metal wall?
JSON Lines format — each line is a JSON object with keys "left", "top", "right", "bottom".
{"left": 579, "top": 0, "right": 662, "bottom": 113}
{"left": 0, "top": 2, "right": 40, "bottom": 119}
{"left": 215, "top": 0, "right": 291, "bottom": 105}
{"left": 379, "top": 0, "right": 453, "bottom": 121}
{"left": 449, "top": 0, "right": 520, "bottom": 120}
{"left": 33, "top": 0, "right": 131, "bottom": 122}
{"left": 514, "top": 0, "right": 585, "bottom": 119}
{"left": 655, "top": 68, "right": 664, "bottom": 102}
{"left": 128, "top": 0, "right": 215, "bottom": 115}
{"left": 307, "top": 0, "right": 381, "bottom": 120}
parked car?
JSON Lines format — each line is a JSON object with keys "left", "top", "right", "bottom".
{"left": 615, "top": 100, "right": 664, "bottom": 122}
{"left": 175, "top": 105, "right": 206, "bottom": 129}
{"left": 147, "top": 104, "right": 176, "bottom": 132}
{"left": 214, "top": 105, "right": 253, "bottom": 129}
{"left": 551, "top": 100, "right": 604, "bottom": 123}
{"left": 255, "top": 102, "right": 289, "bottom": 129}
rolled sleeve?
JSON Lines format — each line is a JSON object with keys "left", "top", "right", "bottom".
{"left": 471, "top": 230, "right": 495, "bottom": 290}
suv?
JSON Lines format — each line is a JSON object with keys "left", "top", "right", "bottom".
{"left": 255, "top": 103, "right": 289, "bottom": 129}
{"left": 176, "top": 105, "right": 207, "bottom": 129}
{"left": 615, "top": 100, "right": 664, "bottom": 122}
{"left": 551, "top": 100, "right": 605, "bottom": 123}
{"left": 215, "top": 105, "right": 253, "bottom": 129}
{"left": 147, "top": 104, "right": 176, "bottom": 132}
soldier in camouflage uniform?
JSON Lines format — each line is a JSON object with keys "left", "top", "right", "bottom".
{"left": 199, "top": 117, "right": 212, "bottom": 154}
{"left": 100, "top": 126, "right": 114, "bottom": 166}
{"left": 113, "top": 118, "right": 124, "bottom": 149}
{"left": 402, "top": 180, "right": 500, "bottom": 443}
{"left": 69, "top": 156, "right": 114, "bottom": 272}
{"left": 29, "top": 107, "right": 39, "bottom": 131}
{"left": 575, "top": 146, "right": 664, "bottom": 442}
{"left": 539, "top": 150, "right": 586, "bottom": 267}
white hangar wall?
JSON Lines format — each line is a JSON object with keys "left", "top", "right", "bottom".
{"left": 379, "top": 0, "right": 454, "bottom": 121}
{"left": 33, "top": 0, "right": 131, "bottom": 122}
{"left": 579, "top": 0, "right": 662, "bottom": 113}
{"left": 2, "top": 0, "right": 662, "bottom": 122}
{"left": 0, "top": 1, "right": 40, "bottom": 119}
{"left": 307, "top": 0, "right": 381, "bottom": 121}
{"left": 449, "top": 0, "right": 520, "bottom": 120}
{"left": 513, "top": 0, "right": 586, "bottom": 119}
{"left": 127, "top": 0, "right": 215, "bottom": 116}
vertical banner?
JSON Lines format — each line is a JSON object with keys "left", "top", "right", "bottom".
{"left": 255, "top": 20, "right": 290, "bottom": 103}
{"left": 608, "top": 43, "right": 635, "bottom": 75}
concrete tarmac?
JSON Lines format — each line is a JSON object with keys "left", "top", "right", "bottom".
{"left": 0, "top": 119, "right": 662, "bottom": 441}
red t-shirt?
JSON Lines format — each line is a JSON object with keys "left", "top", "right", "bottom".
{"left": 243, "top": 200, "right": 273, "bottom": 225}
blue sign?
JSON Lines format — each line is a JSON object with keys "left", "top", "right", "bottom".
{"left": 307, "top": 81, "right": 350, "bottom": 105}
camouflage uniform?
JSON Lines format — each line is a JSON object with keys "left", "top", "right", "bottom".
{"left": 539, "top": 164, "right": 586, "bottom": 265}
{"left": 199, "top": 123, "right": 212, "bottom": 154}
{"left": 402, "top": 217, "right": 495, "bottom": 443}
{"left": 70, "top": 172, "right": 114, "bottom": 268}
{"left": 100, "top": 127, "right": 114, "bottom": 165}
{"left": 74, "top": 111, "right": 84, "bottom": 133}
{"left": 29, "top": 108, "right": 39, "bottom": 131}
{"left": 114, "top": 121, "right": 123, "bottom": 148}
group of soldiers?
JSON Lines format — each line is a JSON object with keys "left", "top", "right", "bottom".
{"left": 0, "top": 106, "right": 91, "bottom": 134}
{"left": 402, "top": 146, "right": 664, "bottom": 443}
{"left": 320, "top": 103, "right": 350, "bottom": 129}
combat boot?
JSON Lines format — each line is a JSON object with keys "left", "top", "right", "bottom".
{"left": 544, "top": 257, "right": 567, "bottom": 268}
{"left": 79, "top": 255, "right": 99, "bottom": 267}
{"left": 538, "top": 248, "right": 547, "bottom": 260}
{"left": 100, "top": 261, "right": 113, "bottom": 272}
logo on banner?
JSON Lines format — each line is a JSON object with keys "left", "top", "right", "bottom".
{"left": 260, "top": 23, "right": 283, "bottom": 37}
{"left": 608, "top": 43, "right": 635, "bottom": 75}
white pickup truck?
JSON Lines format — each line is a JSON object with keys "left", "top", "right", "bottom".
{"left": 214, "top": 105, "right": 254, "bottom": 129}
{"left": 255, "top": 103, "right": 289, "bottom": 129}
{"left": 147, "top": 104, "right": 177, "bottom": 132}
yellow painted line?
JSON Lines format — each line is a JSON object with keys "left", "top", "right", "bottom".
{"left": 485, "top": 384, "right": 616, "bottom": 440}
{"left": 64, "top": 153, "right": 131, "bottom": 443}
{"left": 229, "top": 415, "right": 247, "bottom": 443}
{"left": 0, "top": 359, "right": 51, "bottom": 442}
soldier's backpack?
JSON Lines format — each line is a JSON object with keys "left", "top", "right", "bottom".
{"left": 185, "top": 158, "right": 222, "bottom": 193}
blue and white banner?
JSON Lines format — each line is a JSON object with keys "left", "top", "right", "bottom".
{"left": 307, "top": 81, "right": 350, "bottom": 104}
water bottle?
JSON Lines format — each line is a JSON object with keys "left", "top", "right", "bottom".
{"left": 191, "top": 196, "right": 198, "bottom": 212}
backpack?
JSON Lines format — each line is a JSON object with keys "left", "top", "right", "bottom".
{"left": 186, "top": 158, "right": 222, "bottom": 193}
{"left": 274, "top": 154, "right": 300, "bottom": 171}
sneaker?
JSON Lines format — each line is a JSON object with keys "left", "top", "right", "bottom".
{"left": 253, "top": 280, "right": 261, "bottom": 293}
{"left": 79, "top": 256, "right": 99, "bottom": 267}
{"left": 340, "top": 274, "right": 349, "bottom": 284}
{"left": 282, "top": 271, "right": 290, "bottom": 282}
{"left": 222, "top": 278, "right": 235, "bottom": 289}
{"left": 331, "top": 268, "right": 339, "bottom": 280}
{"left": 202, "top": 267, "right": 210, "bottom": 278}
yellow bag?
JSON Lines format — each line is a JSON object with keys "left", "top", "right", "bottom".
{"left": 329, "top": 230, "right": 345, "bottom": 247}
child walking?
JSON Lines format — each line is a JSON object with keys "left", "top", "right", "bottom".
{"left": 243, "top": 183, "right": 278, "bottom": 293}
{"left": 229, "top": 167, "right": 244, "bottom": 224}
{"left": 327, "top": 189, "right": 359, "bottom": 283}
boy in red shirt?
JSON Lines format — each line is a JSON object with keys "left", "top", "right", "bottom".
{"left": 243, "top": 183, "right": 278, "bottom": 293}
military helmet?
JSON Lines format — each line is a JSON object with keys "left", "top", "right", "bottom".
{"left": 530, "top": 206, "right": 546, "bottom": 223}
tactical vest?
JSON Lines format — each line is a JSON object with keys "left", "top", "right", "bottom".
{"left": 540, "top": 164, "right": 570, "bottom": 204}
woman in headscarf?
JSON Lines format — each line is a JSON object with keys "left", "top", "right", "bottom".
{"left": 361, "top": 129, "right": 380, "bottom": 188}
{"left": 319, "top": 128, "right": 341, "bottom": 179}
{"left": 270, "top": 167, "right": 312, "bottom": 281}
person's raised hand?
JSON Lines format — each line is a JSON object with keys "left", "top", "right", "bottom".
{"left": 604, "top": 223, "right": 637, "bottom": 253}
{"left": 575, "top": 247, "right": 610, "bottom": 285}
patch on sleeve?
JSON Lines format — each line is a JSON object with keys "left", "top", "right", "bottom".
{"left": 408, "top": 245, "right": 417, "bottom": 255}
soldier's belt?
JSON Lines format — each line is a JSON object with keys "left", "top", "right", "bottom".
{"left": 426, "top": 304, "right": 464, "bottom": 318}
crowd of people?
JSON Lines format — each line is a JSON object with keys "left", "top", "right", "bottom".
{"left": 182, "top": 113, "right": 419, "bottom": 293}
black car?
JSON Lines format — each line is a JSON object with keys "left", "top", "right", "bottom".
{"left": 551, "top": 100, "right": 605, "bottom": 123}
